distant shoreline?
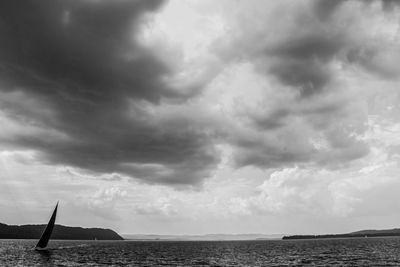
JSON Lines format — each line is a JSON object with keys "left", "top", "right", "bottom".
{"left": 122, "top": 233, "right": 283, "bottom": 241}
{"left": 123, "top": 238, "right": 282, "bottom": 242}
{"left": 283, "top": 229, "right": 400, "bottom": 240}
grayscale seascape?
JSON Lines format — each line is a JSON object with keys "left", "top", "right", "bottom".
{"left": 3, "top": 238, "right": 400, "bottom": 266}
{"left": 1, "top": 0, "right": 400, "bottom": 266}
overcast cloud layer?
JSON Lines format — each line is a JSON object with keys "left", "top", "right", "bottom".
{"left": 1, "top": 0, "right": 400, "bottom": 234}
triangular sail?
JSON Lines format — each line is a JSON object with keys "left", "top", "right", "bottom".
{"left": 35, "top": 202, "right": 58, "bottom": 249}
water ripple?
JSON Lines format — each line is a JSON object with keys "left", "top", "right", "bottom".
{"left": 1, "top": 237, "right": 400, "bottom": 266}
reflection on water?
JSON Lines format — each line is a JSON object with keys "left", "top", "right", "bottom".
{"left": 36, "top": 249, "right": 52, "bottom": 264}
{"left": 1, "top": 237, "right": 400, "bottom": 266}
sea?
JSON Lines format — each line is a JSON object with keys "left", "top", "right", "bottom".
{"left": 2, "top": 237, "right": 400, "bottom": 266}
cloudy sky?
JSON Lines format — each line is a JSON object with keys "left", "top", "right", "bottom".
{"left": 1, "top": 0, "right": 400, "bottom": 235}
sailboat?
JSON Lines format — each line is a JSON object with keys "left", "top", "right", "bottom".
{"left": 35, "top": 202, "right": 58, "bottom": 250}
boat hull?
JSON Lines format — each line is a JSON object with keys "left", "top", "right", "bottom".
{"left": 34, "top": 246, "right": 48, "bottom": 251}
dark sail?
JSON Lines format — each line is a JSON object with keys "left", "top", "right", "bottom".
{"left": 35, "top": 202, "right": 58, "bottom": 249}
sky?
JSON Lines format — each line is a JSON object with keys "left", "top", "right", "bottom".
{"left": 1, "top": 0, "right": 400, "bottom": 235}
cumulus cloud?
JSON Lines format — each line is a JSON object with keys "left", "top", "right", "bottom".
{"left": 226, "top": 114, "right": 400, "bottom": 223}
{"left": 131, "top": 197, "right": 178, "bottom": 216}
{"left": 83, "top": 186, "right": 127, "bottom": 220}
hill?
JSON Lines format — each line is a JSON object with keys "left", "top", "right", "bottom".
{"left": 0, "top": 223, "right": 123, "bottom": 240}
{"left": 349, "top": 228, "right": 400, "bottom": 236}
{"left": 283, "top": 228, "right": 400, "bottom": 240}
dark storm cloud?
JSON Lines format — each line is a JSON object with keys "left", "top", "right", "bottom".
{"left": 252, "top": 108, "right": 290, "bottom": 130}
{"left": 258, "top": 0, "right": 400, "bottom": 98}
{"left": 265, "top": 17, "right": 345, "bottom": 98}
{"left": 218, "top": 0, "right": 378, "bottom": 170}
{"left": 313, "top": 0, "right": 347, "bottom": 20}
{"left": 342, "top": 1, "right": 400, "bottom": 79}
{"left": 0, "top": 0, "right": 219, "bottom": 185}
{"left": 346, "top": 45, "right": 400, "bottom": 79}
{"left": 378, "top": 0, "right": 400, "bottom": 10}
{"left": 0, "top": 0, "right": 176, "bottom": 102}
{"left": 233, "top": 138, "right": 314, "bottom": 169}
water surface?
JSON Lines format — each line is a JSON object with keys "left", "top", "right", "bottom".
{"left": 2, "top": 237, "right": 400, "bottom": 266}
